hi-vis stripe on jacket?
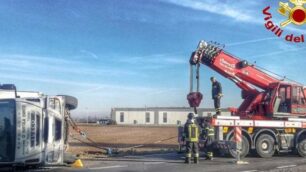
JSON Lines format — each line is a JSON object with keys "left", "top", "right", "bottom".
{"left": 186, "top": 124, "right": 199, "bottom": 142}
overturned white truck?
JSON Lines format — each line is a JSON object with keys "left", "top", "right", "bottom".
{"left": 0, "top": 84, "right": 77, "bottom": 167}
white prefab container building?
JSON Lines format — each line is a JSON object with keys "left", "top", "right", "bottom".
{"left": 111, "top": 107, "right": 230, "bottom": 125}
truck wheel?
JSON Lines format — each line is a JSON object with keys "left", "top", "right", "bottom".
{"left": 58, "top": 95, "right": 78, "bottom": 110}
{"left": 255, "top": 134, "right": 275, "bottom": 158}
{"left": 229, "top": 135, "right": 250, "bottom": 158}
{"left": 297, "top": 136, "right": 306, "bottom": 157}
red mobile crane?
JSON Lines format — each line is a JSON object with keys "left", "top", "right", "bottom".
{"left": 187, "top": 40, "right": 306, "bottom": 158}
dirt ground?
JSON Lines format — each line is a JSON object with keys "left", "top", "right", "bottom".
{"left": 68, "top": 124, "right": 179, "bottom": 156}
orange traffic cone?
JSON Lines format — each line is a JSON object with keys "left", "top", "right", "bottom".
{"left": 72, "top": 159, "right": 84, "bottom": 168}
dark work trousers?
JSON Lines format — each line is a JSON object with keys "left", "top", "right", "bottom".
{"left": 186, "top": 141, "right": 199, "bottom": 158}
{"left": 213, "top": 97, "right": 221, "bottom": 115}
{"left": 204, "top": 137, "right": 214, "bottom": 157}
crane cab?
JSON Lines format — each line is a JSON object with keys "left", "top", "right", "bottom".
{"left": 266, "top": 82, "right": 306, "bottom": 118}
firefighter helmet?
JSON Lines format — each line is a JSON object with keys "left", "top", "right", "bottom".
{"left": 187, "top": 113, "right": 195, "bottom": 119}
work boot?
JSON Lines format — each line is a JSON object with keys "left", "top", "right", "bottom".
{"left": 205, "top": 155, "right": 213, "bottom": 160}
{"left": 185, "top": 157, "right": 191, "bottom": 164}
{"left": 194, "top": 157, "right": 199, "bottom": 164}
{"left": 206, "top": 152, "right": 213, "bottom": 160}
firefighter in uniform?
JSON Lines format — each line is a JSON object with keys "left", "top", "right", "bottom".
{"left": 183, "top": 113, "right": 200, "bottom": 164}
{"left": 203, "top": 115, "right": 215, "bottom": 160}
{"left": 210, "top": 77, "right": 222, "bottom": 115}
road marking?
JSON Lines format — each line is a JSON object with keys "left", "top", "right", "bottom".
{"left": 125, "top": 152, "right": 175, "bottom": 158}
{"left": 276, "top": 164, "right": 297, "bottom": 169}
{"left": 240, "top": 170, "right": 258, "bottom": 172}
{"left": 89, "top": 165, "right": 128, "bottom": 170}
{"left": 124, "top": 155, "right": 140, "bottom": 158}
{"left": 31, "top": 167, "right": 60, "bottom": 171}
{"left": 143, "top": 153, "right": 175, "bottom": 157}
{"left": 144, "top": 162, "right": 165, "bottom": 165}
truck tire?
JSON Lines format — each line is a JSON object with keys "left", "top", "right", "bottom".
{"left": 229, "top": 135, "right": 250, "bottom": 158}
{"left": 255, "top": 134, "right": 275, "bottom": 158}
{"left": 58, "top": 95, "right": 78, "bottom": 110}
{"left": 297, "top": 136, "right": 306, "bottom": 157}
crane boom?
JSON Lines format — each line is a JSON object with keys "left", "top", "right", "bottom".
{"left": 191, "top": 41, "right": 280, "bottom": 91}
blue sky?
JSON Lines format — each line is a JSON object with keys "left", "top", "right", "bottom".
{"left": 0, "top": 0, "right": 305, "bottom": 117}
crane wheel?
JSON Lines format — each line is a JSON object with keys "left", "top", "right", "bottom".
{"left": 297, "top": 136, "right": 306, "bottom": 157}
{"left": 228, "top": 135, "right": 250, "bottom": 158}
{"left": 255, "top": 134, "right": 275, "bottom": 158}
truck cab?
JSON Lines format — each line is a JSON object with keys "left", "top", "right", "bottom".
{"left": 0, "top": 84, "right": 77, "bottom": 167}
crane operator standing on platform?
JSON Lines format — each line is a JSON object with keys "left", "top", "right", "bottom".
{"left": 183, "top": 113, "right": 200, "bottom": 164}
{"left": 211, "top": 77, "right": 222, "bottom": 115}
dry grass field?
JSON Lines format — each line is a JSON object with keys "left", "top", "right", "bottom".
{"left": 68, "top": 124, "right": 179, "bottom": 155}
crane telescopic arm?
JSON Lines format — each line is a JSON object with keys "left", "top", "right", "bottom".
{"left": 190, "top": 41, "right": 280, "bottom": 92}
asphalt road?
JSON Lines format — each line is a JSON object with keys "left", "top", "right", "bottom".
{"left": 4, "top": 153, "right": 306, "bottom": 172}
